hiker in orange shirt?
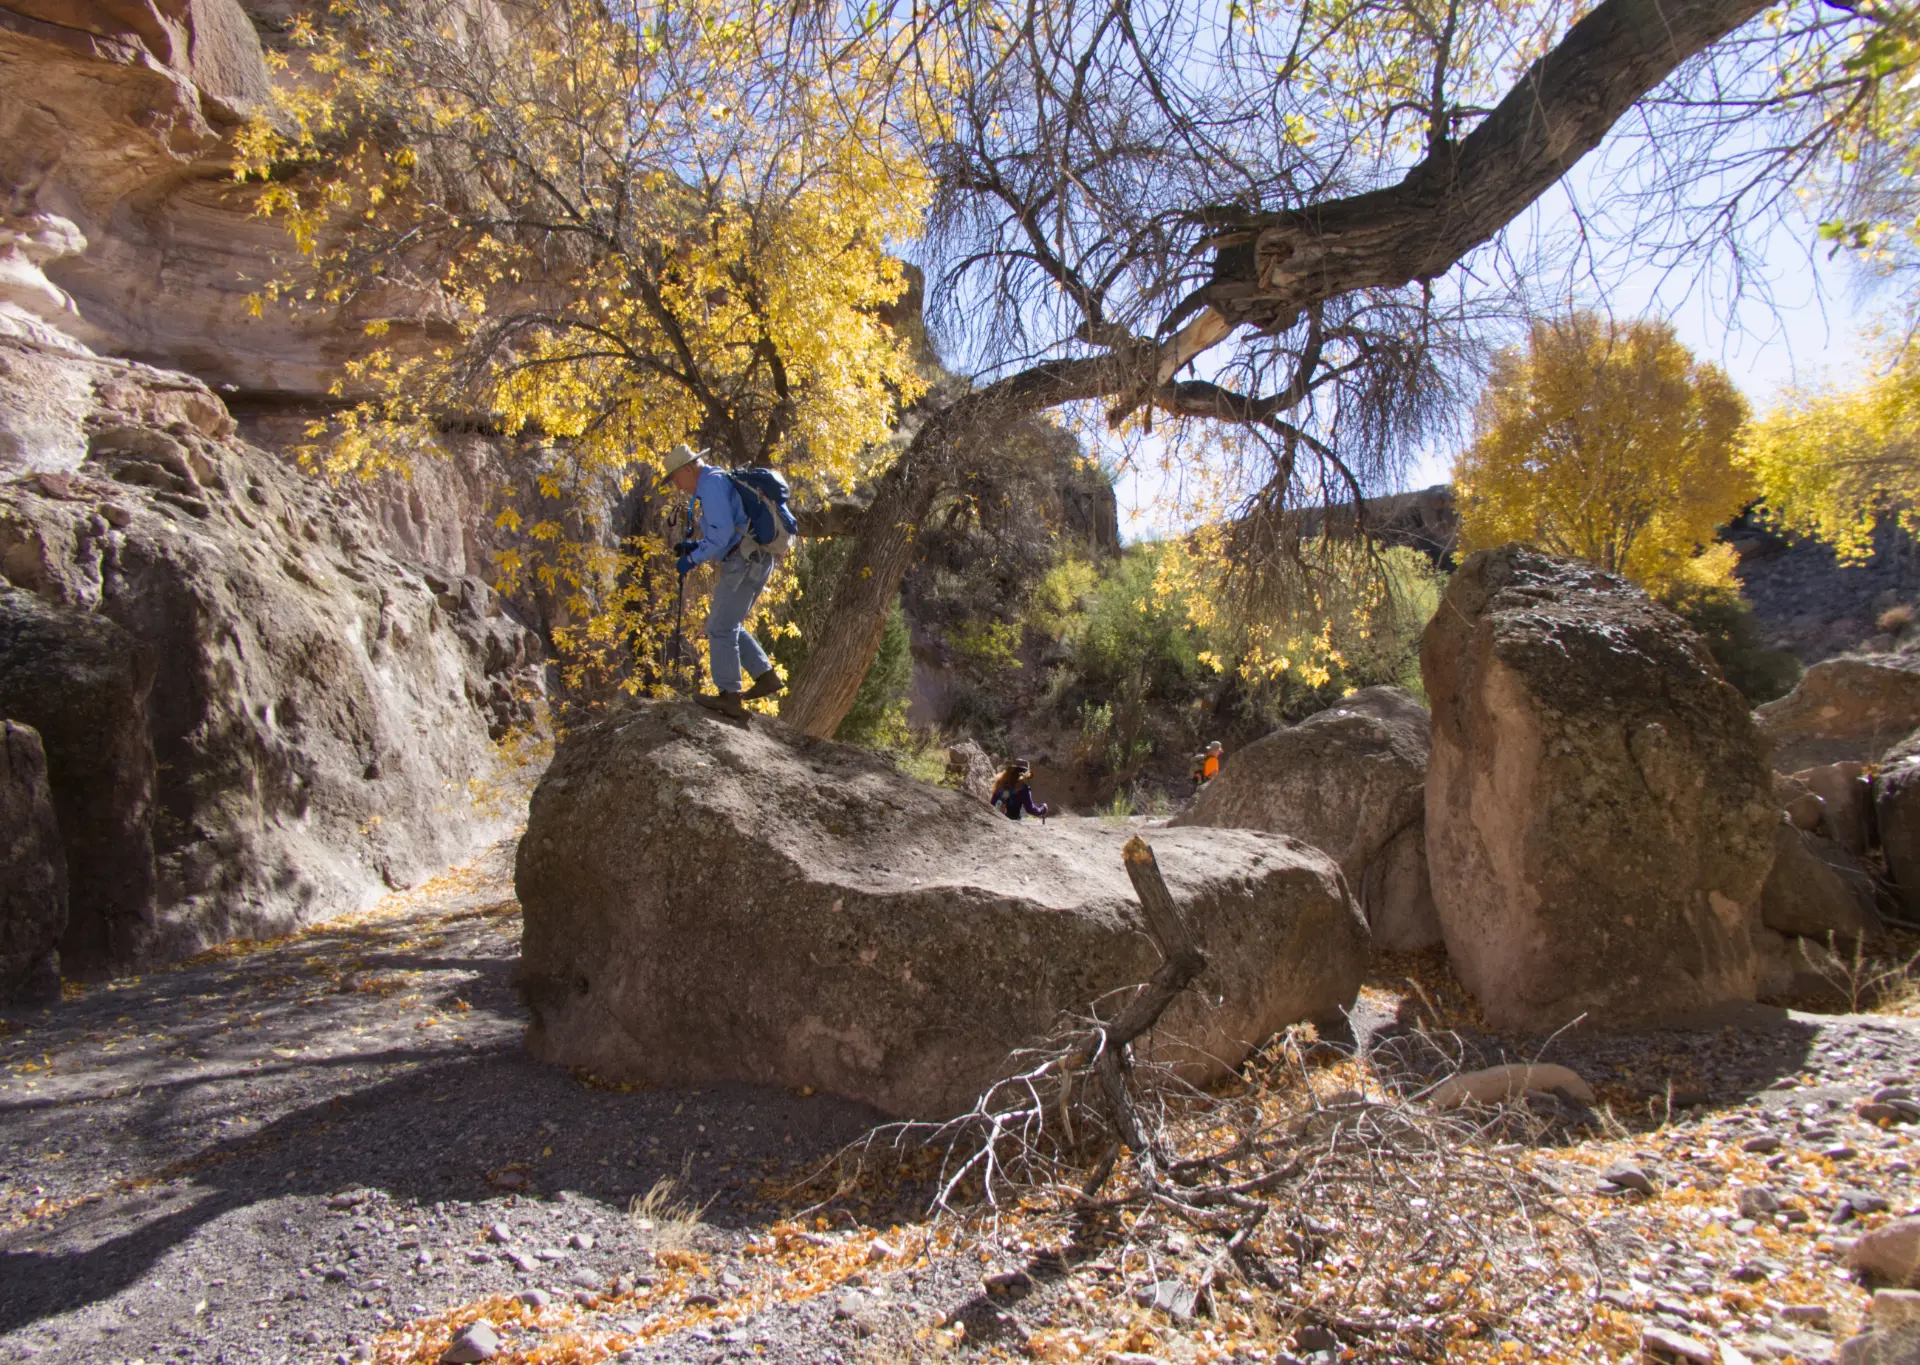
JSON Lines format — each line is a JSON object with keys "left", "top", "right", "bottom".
{"left": 1189, "top": 740, "right": 1223, "bottom": 791}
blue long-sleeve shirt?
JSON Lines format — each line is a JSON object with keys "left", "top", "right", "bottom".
{"left": 688, "top": 467, "right": 747, "bottom": 566}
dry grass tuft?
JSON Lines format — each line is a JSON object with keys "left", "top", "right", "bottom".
{"left": 629, "top": 1154, "right": 710, "bottom": 1249}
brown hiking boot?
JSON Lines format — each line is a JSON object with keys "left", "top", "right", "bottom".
{"left": 741, "top": 669, "right": 786, "bottom": 701}
{"left": 694, "top": 690, "right": 748, "bottom": 720}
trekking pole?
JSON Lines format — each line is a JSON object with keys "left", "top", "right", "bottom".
{"left": 666, "top": 570, "right": 687, "bottom": 693}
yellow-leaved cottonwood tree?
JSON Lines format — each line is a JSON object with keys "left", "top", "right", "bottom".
{"left": 237, "top": 0, "right": 935, "bottom": 691}
{"left": 1455, "top": 315, "right": 1751, "bottom": 592}
{"left": 238, "top": 0, "right": 1904, "bottom": 735}
{"left": 1743, "top": 360, "right": 1920, "bottom": 562}
{"left": 1738, "top": 8, "right": 1920, "bottom": 558}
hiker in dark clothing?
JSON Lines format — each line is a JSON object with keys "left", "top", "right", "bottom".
{"left": 990, "top": 760, "right": 1049, "bottom": 822}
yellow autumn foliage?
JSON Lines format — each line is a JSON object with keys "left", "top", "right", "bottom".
{"left": 236, "top": 0, "right": 938, "bottom": 694}
{"left": 1455, "top": 314, "right": 1751, "bottom": 593}
{"left": 1741, "top": 350, "right": 1920, "bottom": 563}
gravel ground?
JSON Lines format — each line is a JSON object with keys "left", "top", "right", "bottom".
{"left": 0, "top": 839, "right": 932, "bottom": 1365}
{"left": 4, "top": 838, "right": 1920, "bottom": 1365}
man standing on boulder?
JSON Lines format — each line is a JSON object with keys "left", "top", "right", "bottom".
{"left": 659, "top": 443, "right": 783, "bottom": 720}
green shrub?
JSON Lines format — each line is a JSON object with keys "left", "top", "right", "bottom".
{"left": 1658, "top": 578, "right": 1802, "bottom": 704}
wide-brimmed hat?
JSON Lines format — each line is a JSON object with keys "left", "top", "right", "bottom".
{"left": 656, "top": 442, "right": 706, "bottom": 487}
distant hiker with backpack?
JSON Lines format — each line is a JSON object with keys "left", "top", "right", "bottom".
{"left": 658, "top": 443, "right": 797, "bottom": 720}
{"left": 990, "top": 760, "right": 1049, "bottom": 822}
{"left": 1189, "top": 740, "right": 1223, "bottom": 791}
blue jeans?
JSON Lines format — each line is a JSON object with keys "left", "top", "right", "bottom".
{"left": 706, "top": 550, "right": 774, "bottom": 693}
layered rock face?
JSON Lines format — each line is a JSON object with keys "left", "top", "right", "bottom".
{"left": 1422, "top": 547, "right": 1777, "bottom": 1031}
{"left": 515, "top": 701, "right": 1369, "bottom": 1117}
{"left": 0, "top": 0, "right": 355, "bottom": 398}
{"left": 0, "top": 335, "right": 544, "bottom": 971}
{"left": 1171, "top": 686, "right": 1440, "bottom": 951}
{"left": 0, "top": 718, "right": 65, "bottom": 1002}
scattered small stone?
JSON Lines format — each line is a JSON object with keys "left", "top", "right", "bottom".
{"left": 1781, "top": 1304, "right": 1831, "bottom": 1327}
{"left": 486, "top": 1223, "right": 512, "bottom": 1244}
{"left": 866, "top": 1238, "right": 899, "bottom": 1263}
{"left": 569, "top": 1269, "right": 602, "bottom": 1290}
{"left": 1859, "top": 1104, "right": 1906, "bottom": 1124}
{"left": 719, "top": 1271, "right": 744, "bottom": 1290}
{"left": 568, "top": 1232, "right": 594, "bottom": 1251}
{"left": 439, "top": 1320, "right": 502, "bottom": 1364}
{"left": 1874, "top": 1087, "right": 1915, "bottom": 1104}
{"left": 1743, "top": 1136, "right": 1783, "bottom": 1154}
{"left": 1741, "top": 1189, "right": 1784, "bottom": 1220}
{"left": 505, "top": 1251, "right": 539, "bottom": 1275}
{"left": 984, "top": 1270, "right": 1034, "bottom": 1296}
{"left": 1852, "top": 1220, "right": 1920, "bottom": 1288}
{"left": 327, "top": 1191, "right": 370, "bottom": 1210}
{"left": 686, "top": 1292, "right": 721, "bottom": 1309}
{"left": 1642, "top": 1325, "right": 1716, "bottom": 1362}
{"left": 1290, "top": 1325, "right": 1339, "bottom": 1354}
{"left": 513, "top": 1290, "right": 551, "bottom": 1310}
{"left": 1875, "top": 1289, "right": 1920, "bottom": 1328}
{"left": 1824, "top": 1145, "right": 1861, "bottom": 1161}
{"left": 1603, "top": 1162, "right": 1659, "bottom": 1196}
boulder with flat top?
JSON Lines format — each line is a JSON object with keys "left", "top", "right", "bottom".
{"left": 514, "top": 701, "right": 1370, "bottom": 1118}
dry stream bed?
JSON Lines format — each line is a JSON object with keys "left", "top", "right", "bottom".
{"left": 1, "top": 839, "right": 1917, "bottom": 1365}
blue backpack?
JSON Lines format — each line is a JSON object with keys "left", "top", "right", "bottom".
{"left": 726, "top": 468, "right": 799, "bottom": 550}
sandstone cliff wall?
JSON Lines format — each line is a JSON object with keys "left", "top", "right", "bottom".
{"left": 0, "top": 335, "right": 544, "bottom": 974}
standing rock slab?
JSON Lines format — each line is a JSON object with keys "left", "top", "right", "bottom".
{"left": 1421, "top": 547, "right": 1776, "bottom": 1032}
{"left": 515, "top": 701, "right": 1370, "bottom": 1118}
{"left": 1171, "top": 686, "right": 1440, "bottom": 951}
{"left": 0, "top": 719, "right": 65, "bottom": 1002}
{"left": 1757, "top": 654, "right": 1920, "bottom": 773}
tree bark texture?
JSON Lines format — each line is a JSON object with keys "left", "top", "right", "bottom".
{"left": 784, "top": 0, "right": 1773, "bottom": 740}
{"left": 1199, "top": 0, "right": 1774, "bottom": 329}
{"left": 780, "top": 355, "right": 1132, "bottom": 737}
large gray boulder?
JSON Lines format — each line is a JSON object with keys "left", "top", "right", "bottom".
{"left": 515, "top": 702, "right": 1370, "bottom": 1118}
{"left": 0, "top": 719, "right": 65, "bottom": 1002}
{"left": 1421, "top": 547, "right": 1777, "bottom": 1031}
{"left": 1171, "top": 686, "right": 1440, "bottom": 951}
{"left": 1757, "top": 654, "right": 1920, "bottom": 773}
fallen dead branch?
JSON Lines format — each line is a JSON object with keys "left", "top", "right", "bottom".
{"left": 791, "top": 836, "right": 1611, "bottom": 1360}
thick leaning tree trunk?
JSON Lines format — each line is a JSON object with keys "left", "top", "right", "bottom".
{"left": 783, "top": 0, "right": 1772, "bottom": 740}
